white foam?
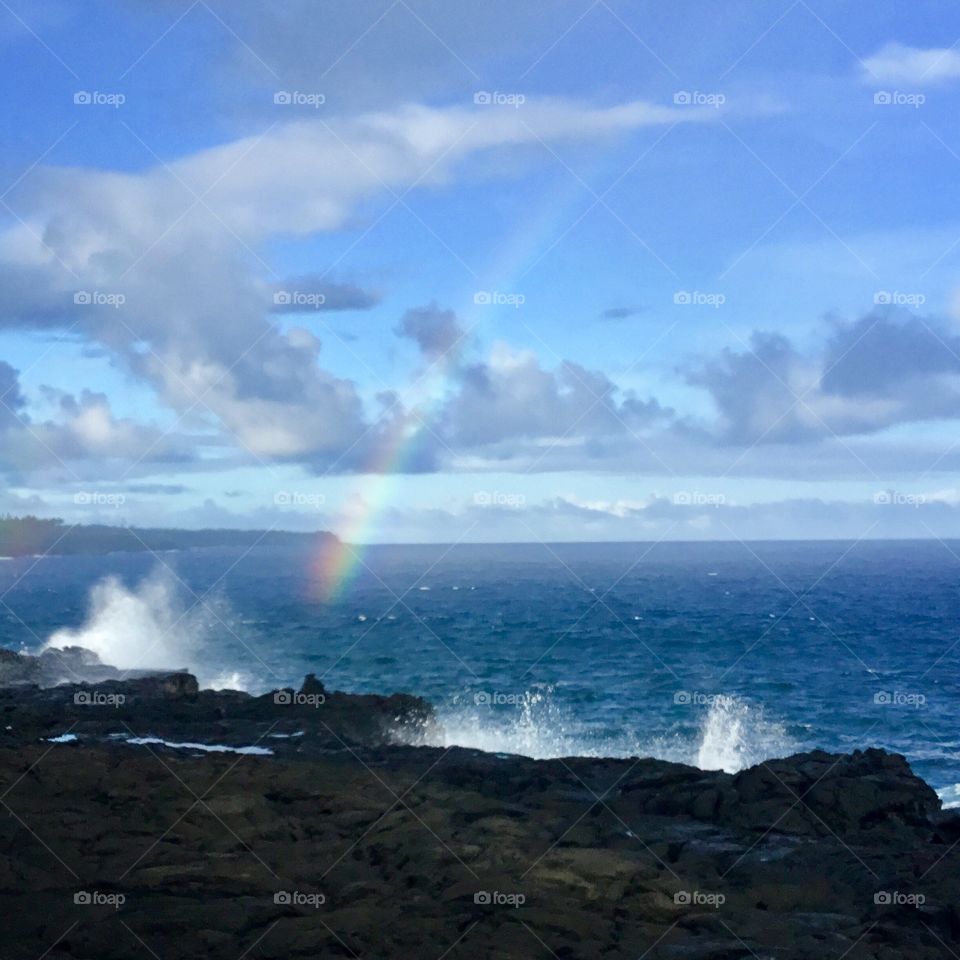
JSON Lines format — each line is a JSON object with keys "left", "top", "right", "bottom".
{"left": 408, "top": 687, "right": 645, "bottom": 760}
{"left": 419, "top": 687, "right": 610, "bottom": 759}
{"left": 203, "top": 669, "right": 253, "bottom": 692}
{"left": 42, "top": 568, "right": 220, "bottom": 673}
{"left": 123, "top": 736, "right": 272, "bottom": 756}
{"left": 408, "top": 688, "right": 792, "bottom": 773}
{"left": 695, "top": 696, "right": 790, "bottom": 772}
{"left": 47, "top": 731, "right": 271, "bottom": 754}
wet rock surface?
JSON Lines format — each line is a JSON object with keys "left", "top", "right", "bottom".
{"left": 0, "top": 650, "right": 956, "bottom": 958}
{"left": 0, "top": 645, "right": 170, "bottom": 689}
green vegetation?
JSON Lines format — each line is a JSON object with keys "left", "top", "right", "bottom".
{"left": 0, "top": 516, "right": 335, "bottom": 557}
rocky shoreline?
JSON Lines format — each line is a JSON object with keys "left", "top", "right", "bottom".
{"left": 1, "top": 649, "right": 958, "bottom": 958}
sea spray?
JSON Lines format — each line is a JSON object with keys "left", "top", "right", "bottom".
{"left": 420, "top": 686, "right": 597, "bottom": 758}
{"left": 43, "top": 567, "right": 220, "bottom": 674}
{"left": 409, "top": 686, "right": 793, "bottom": 771}
{"left": 694, "top": 696, "right": 790, "bottom": 772}
{"left": 205, "top": 669, "right": 257, "bottom": 692}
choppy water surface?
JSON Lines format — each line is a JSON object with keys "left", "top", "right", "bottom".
{"left": 2, "top": 540, "right": 958, "bottom": 803}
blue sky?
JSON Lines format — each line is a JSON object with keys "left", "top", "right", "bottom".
{"left": 3, "top": 0, "right": 960, "bottom": 542}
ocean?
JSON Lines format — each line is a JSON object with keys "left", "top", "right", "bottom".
{"left": 3, "top": 539, "right": 958, "bottom": 806}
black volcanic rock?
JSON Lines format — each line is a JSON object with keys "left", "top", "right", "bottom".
{"left": 0, "top": 644, "right": 177, "bottom": 688}
{"left": 298, "top": 672, "right": 325, "bottom": 697}
{"left": 0, "top": 647, "right": 955, "bottom": 958}
{"left": 723, "top": 747, "right": 942, "bottom": 836}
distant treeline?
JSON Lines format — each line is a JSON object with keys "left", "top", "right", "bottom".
{"left": 0, "top": 516, "right": 336, "bottom": 557}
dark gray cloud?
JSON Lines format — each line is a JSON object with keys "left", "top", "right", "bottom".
{"left": 435, "top": 347, "right": 670, "bottom": 450}
{"left": 0, "top": 264, "right": 78, "bottom": 331}
{"left": 600, "top": 306, "right": 644, "bottom": 320}
{"left": 686, "top": 310, "right": 960, "bottom": 445}
{"left": 685, "top": 330, "right": 812, "bottom": 444}
{"left": 821, "top": 312, "right": 960, "bottom": 397}
{"left": 125, "top": 484, "right": 190, "bottom": 495}
{"left": 270, "top": 276, "right": 381, "bottom": 313}
{"left": 0, "top": 362, "right": 26, "bottom": 425}
{"left": 395, "top": 303, "right": 466, "bottom": 360}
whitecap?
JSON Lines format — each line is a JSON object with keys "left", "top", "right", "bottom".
{"left": 123, "top": 736, "right": 272, "bottom": 756}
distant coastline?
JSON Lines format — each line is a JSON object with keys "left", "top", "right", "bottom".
{"left": 0, "top": 516, "right": 337, "bottom": 558}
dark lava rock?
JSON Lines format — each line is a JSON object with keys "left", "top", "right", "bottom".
{"left": 722, "top": 748, "right": 942, "bottom": 837}
{"left": 0, "top": 647, "right": 954, "bottom": 958}
{"left": 298, "top": 673, "right": 325, "bottom": 697}
{"left": 0, "top": 644, "right": 177, "bottom": 688}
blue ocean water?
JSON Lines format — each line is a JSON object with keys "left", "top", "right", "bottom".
{"left": 2, "top": 540, "right": 958, "bottom": 804}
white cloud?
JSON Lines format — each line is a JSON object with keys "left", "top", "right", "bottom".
{"left": 0, "top": 376, "right": 192, "bottom": 481}
{"left": 862, "top": 42, "right": 960, "bottom": 85}
{"left": 299, "top": 492, "right": 960, "bottom": 544}
{"left": 0, "top": 97, "right": 709, "bottom": 469}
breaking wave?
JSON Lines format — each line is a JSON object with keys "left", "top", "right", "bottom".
{"left": 42, "top": 568, "right": 223, "bottom": 678}
{"left": 40, "top": 571, "right": 793, "bottom": 773}
{"left": 411, "top": 687, "right": 793, "bottom": 773}
{"left": 693, "top": 695, "right": 791, "bottom": 772}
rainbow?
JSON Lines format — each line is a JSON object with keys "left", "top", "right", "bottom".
{"left": 311, "top": 421, "right": 429, "bottom": 602}
{"left": 311, "top": 167, "right": 604, "bottom": 601}
{"left": 311, "top": 340, "right": 458, "bottom": 601}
